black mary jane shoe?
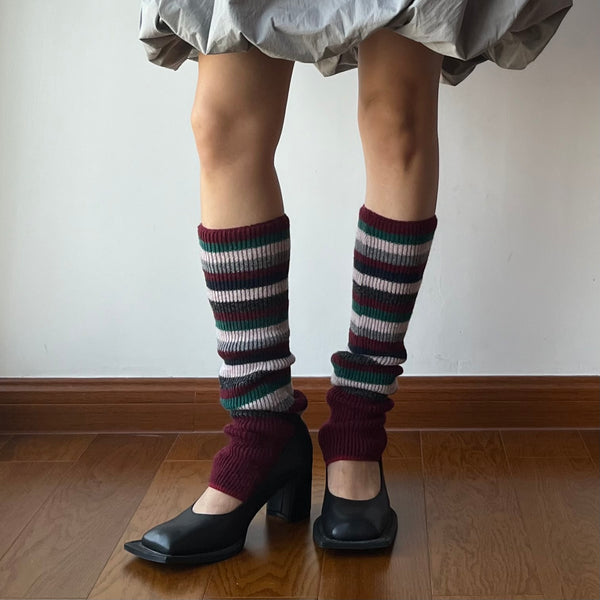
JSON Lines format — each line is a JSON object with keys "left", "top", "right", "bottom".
{"left": 124, "top": 414, "right": 313, "bottom": 565}
{"left": 313, "top": 457, "right": 397, "bottom": 550}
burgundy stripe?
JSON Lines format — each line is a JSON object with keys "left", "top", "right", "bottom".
{"left": 198, "top": 213, "right": 289, "bottom": 244}
{"left": 203, "top": 262, "right": 288, "bottom": 285}
{"left": 349, "top": 330, "right": 407, "bottom": 358}
{"left": 358, "top": 205, "right": 437, "bottom": 236}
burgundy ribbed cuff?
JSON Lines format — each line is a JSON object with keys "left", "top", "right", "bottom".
{"left": 209, "top": 413, "right": 296, "bottom": 501}
{"left": 358, "top": 204, "right": 437, "bottom": 236}
{"left": 209, "top": 390, "right": 308, "bottom": 501}
{"left": 317, "top": 386, "right": 394, "bottom": 465}
{"left": 197, "top": 212, "right": 289, "bottom": 244}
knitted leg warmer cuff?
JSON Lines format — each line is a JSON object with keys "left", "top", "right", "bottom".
{"left": 197, "top": 213, "right": 307, "bottom": 501}
{"left": 318, "top": 204, "right": 438, "bottom": 465}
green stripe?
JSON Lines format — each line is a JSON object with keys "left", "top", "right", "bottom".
{"left": 215, "top": 311, "right": 286, "bottom": 331}
{"left": 359, "top": 220, "right": 434, "bottom": 245}
{"left": 333, "top": 364, "right": 396, "bottom": 387}
{"left": 199, "top": 229, "right": 288, "bottom": 253}
{"left": 352, "top": 299, "right": 412, "bottom": 323}
{"left": 220, "top": 377, "right": 290, "bottom": 411}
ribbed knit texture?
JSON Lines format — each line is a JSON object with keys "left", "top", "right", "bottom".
{"left": 318, "top": 204, "right": 438, "bottom": 465}
{"left": 197, "top": 213, "right": 307, "bottom": 501}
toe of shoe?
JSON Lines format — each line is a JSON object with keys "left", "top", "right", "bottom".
{"left": 141, "top": 527, "right": 172, "bottom": 554}
{"left": 327, "top": 518, "right": 381, "bottom": 541}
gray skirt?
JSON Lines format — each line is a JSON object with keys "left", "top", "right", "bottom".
{"left": 139, "top": 0, "right": 573, "bottom": 86}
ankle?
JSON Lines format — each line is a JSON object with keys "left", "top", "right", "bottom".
{"left": 326, "top": 459, "right": 381, "bottom": 500}
{"left": 192, "top": 486, "right": 243, "bottom": 515}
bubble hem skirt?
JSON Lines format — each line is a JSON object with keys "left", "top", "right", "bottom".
{"left": 139, "top": 0, "right": 573, "bottom": 86}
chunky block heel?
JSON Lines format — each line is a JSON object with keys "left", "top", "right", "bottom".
{"left": 267, "top": 467, "right": 312, "bottom": 522}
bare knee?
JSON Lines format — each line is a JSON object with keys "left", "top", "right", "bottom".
{"left": 357, "top": 29, "right": 442, "bottom": 168}
{"left": 357, "top": 87, "right": 438, "bottom": 168}
{"left": 190, "top": 104, "right": 279, "bottom": 170}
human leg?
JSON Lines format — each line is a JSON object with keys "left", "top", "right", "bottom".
{"left": 191, "top": 45, "right": 294, "bottom": 228}
{"left": 320, "top": 29, "right": 443, "bottom": 500}
{"left": 190, "top": 46, "right": 305, "bottom": 514}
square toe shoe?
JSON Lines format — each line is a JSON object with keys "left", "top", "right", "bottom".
{"left": 313, "top": 458, "right": 397, "bottom": 550}
{"left": 124, "top": 414, "right": 313, "bottom": 565}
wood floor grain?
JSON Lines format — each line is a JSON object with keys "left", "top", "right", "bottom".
{"left": 0, "top": 436, "right": 12, "bottom": 453}
{"left": 89, "top": 460, "right": 216, "bottom": 600}
{"left": 421, "top": 431, "right": 542, "bottom": 597}
{"left": 0, "top": 433, "right": 95, "bottom": 461}
{"left": 579, "top": 430, "right": 599, "bottom": 469}
{"left": 203, "top": 460, "right": 323, "bottom": 599}
{"left": 503, "top": 431, "right": 600, "bottom": 600}
{"left": 0, "top": 434, "right": 175, "bottom": 599}
{"left": 0, "top": 461, "right": 72, "bottom": 558}
{"left": 0, "top": 430, "right": 597, "bottom": 600}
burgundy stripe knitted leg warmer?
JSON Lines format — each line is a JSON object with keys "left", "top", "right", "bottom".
{"left": 318, "top": 204, "right": 438, "bottom": 465}
{"left": 197, "top": 213, "right": 307, "bottom": 501}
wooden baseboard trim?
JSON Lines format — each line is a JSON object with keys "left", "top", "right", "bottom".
{"left": 0, "top": 376, "right": 598, "bottom": 433}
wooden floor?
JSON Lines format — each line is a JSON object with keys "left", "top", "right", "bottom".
{"left": 0, "top": 429, "right": 598, "bottom": 600}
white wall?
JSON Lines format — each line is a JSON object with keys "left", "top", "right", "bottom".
{"left": 1, "top": 0, "right": 598, "bottom": 378}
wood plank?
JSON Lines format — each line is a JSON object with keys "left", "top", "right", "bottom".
{"left": 0, "top": 433, "right": 95, "bottom": 461}
{"left": 5, "top": 398, "right": 596, "bottom": 434}
{"left": 383, "top": 431, "right": 421, "bottom": 458}
{"left": 0, "top": 403, "right": 194, "bottom": 433}
{"left": 422, "top": 431, "right": 542, "bottom": 597}
{"left": 433, "top": 596, "right": 544, "bottom": 599}
{"left": 89, "top": 460, "right": 216, "bottom": 600}
{"left": 507, "top": 454, "right": 600, "bottom": 599}
{"left": 318, "top": 456, "right": 431, "bottom": 600}
{"left": 500, "top": 430, "right": 589, "bottom": 457}
{"left": 579, "top": 430, "right": 599, "bottom": 469}
{"left": 2, "top": 376, "right": 598, "bottom": 433}
{"left": 0, "top": 462, "right": 71, "bottom": 559}
{"left": 2, "top": 376, "right": 597, "bottom": 405}
{"left": 387, "top": 400, "right": 598, "bottom": 429}
{"left": 0, "top": 378, "right": 199, "bottom": 404}
{"left": 0, "top": 435, "right": 11, "bottom": 451}
{"left": 203, "top": 453, "right": 324, "bottom": 598}
{"left": 192, "top": 403, "right": 228, "bottom": 432}
{"left": 0, "top": 433, "right": 175, "bottom": 598}
{"left": 165, "top": 432, "right": 228, "bottom": 460}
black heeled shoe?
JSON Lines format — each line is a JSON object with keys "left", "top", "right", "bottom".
{"left": 124, "top": 414, "right": 313, "bottom": 565}
{"left": 313, "top": 457, "right": 397, "bottom": 550}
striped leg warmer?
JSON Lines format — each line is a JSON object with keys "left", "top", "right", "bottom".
{"left": 318, "top": 204, "right": 438, "bottom": 465}
{"left": 197, "top": 213, "right": 307, "bottom": 501}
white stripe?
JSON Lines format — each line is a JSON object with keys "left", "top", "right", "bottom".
{"left": 330, "top": 373, "right": 399, "bottom": 396}
{"left": 352, "top": 268, "right": 423, "bottom": 295}
{"left": 350, "top": 309, "right": 409, "bottom": 336}
{"left": 199, "top": 239, "right": 289, "bottom": 265}
{"left": 356, "top": 227, "right": 433, "bottom": 256}
{"left": 237, "top": 385, "right": 296, "bottom": 411}
{"left": 205, "top": 279, "right": 288, "bottom": 302}
{"left": 218, "top": 356, "right": 295, "bottom": 378}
